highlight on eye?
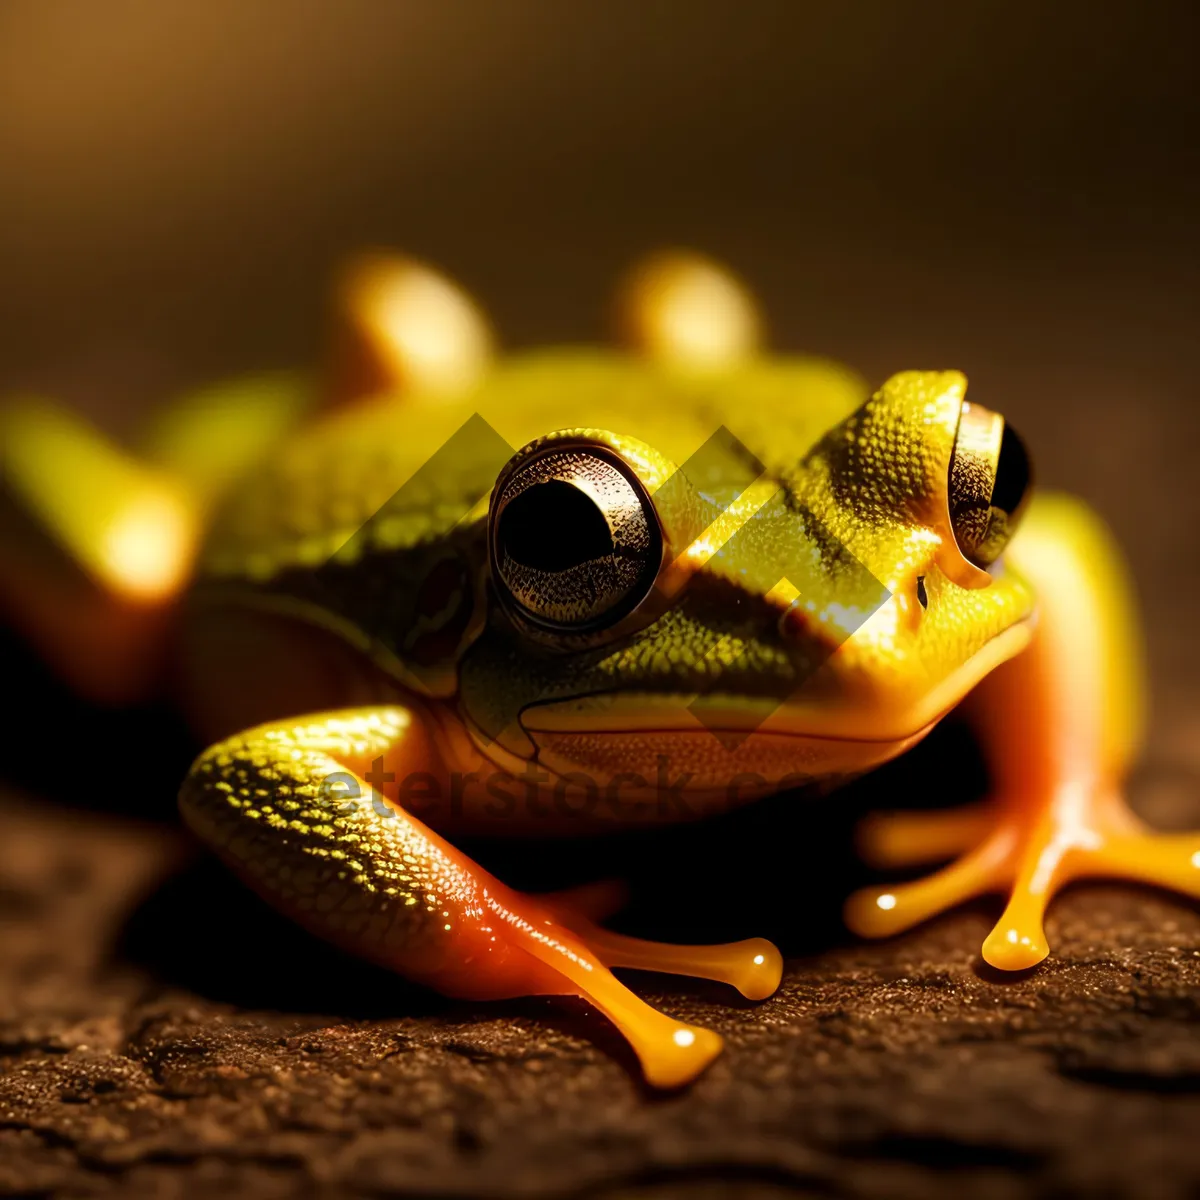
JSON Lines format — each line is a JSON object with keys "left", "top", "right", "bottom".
{"left": 488, "top": 441, "right": 663, "bottom": 638}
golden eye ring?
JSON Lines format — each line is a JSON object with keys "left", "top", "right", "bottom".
{"left": 947, "top": 402, "right": 1033, "bottom": 568}
{"left": 487, "top": 439, "right": 665, "bottom": 642}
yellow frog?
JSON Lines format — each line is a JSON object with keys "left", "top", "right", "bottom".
{"left": 1, "top": 252, "right": 1194, "bottom": 1088}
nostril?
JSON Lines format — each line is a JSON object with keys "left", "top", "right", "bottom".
{"left": 916, "top": 576, "right": 928, "bottom": 609}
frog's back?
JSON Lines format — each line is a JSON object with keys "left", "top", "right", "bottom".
{"left": 199, "top": 349, "right": 867, "bottom": 583}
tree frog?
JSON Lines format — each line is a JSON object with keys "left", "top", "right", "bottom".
{"left": 1, "top": 252, "right": 1194, "bottom": 1089}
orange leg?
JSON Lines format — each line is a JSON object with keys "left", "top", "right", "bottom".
{"left": 847, "top": 494, "right": 1197, "bottom": 969}
{"left": 180, "top": 705, "right": 782, "bottom": 1088}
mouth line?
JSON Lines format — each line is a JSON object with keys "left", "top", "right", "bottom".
{"left": 534, "top": 718, "right": 934, "bottom": 746}
{"left": 520, "top": 617, "right": 1036, "bottom": 745}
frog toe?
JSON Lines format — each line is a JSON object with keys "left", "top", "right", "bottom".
{"left": 845, "top": 823, "right": 1016, "bottom": 940}
{"left": 856, "top": 803, "right": 998, "bottom": 870}
{"left": 547, "top": 904, "right": 784, "bottom": 1002}
{"left": 1083, "top": 829, "right": 1200, "bottom": 902}
{"left": 638, "top": 1023, "right": 725, "bottom": 1091}
{"left": 981, "top": 919, "right": 1050, "bottom": 972}
{"left": 848, "top": 784, "right": 1200, "bottom": 969}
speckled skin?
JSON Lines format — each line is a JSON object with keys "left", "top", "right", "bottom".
{"left": 181, "top": 710, "right": 450, "bottom": 972}
{"left": 181, "top": 706, "right": 647, "bottom": 1006}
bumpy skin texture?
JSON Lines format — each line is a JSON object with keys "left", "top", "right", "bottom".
{"left": 179, "top": 704, "right": 780, "bottom": 1088}
{"left": 194, "top": 353, "right": 872, "bottom": 713}
{"left": 181, "top": 710, "right": 453, "bottom": 974}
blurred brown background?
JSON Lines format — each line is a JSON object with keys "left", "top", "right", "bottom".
{"left": 2, "top": 5, "right": 1200, "bottom": 1197}
{"left": 2, "top": 0, "right": 1198, "bottom": 685}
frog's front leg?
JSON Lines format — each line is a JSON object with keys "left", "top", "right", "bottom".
{"left": 846, "top": 494, "right": 1198, "bottom": 970}
{"left": 180, "top": 704, "right": 781, "bottom": 1087}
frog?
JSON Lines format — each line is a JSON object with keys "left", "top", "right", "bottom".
{"left": 1, "top": 250, "right": 1195, "bottom": 1089}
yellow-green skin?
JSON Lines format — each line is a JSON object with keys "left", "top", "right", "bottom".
{"left": 187, "top": 354, "right": 1036, "bottom": 821}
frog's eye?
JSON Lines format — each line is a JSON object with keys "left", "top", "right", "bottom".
{"left": 948, "top": 402, "right": 1032, "bottom": 568}
{"left": 488, "top": 442, "right": 664, "bottom": 638}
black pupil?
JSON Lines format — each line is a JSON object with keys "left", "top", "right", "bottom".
{"left": 499, "top": 481, "right": 614, "bottom": 572}
{"left": 992, "top": 424, "right": 1031, "bottom": 515}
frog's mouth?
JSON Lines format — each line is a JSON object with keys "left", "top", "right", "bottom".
{"left": 439, "top": 619, "right": 1034, "bottom": 831}
{"left": 520, "top": 618, "right": 1034, "bottom": 746}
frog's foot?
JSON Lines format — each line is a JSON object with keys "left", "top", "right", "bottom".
{"left": 181, "top": 705, "right": 782, "bottom": 1088}
{"left": 0, "top": 397, "right": 199, "bottom": 702}
{"left": 845, "top": 789, "right": 1200, "bottom": 970}
{"left": 1, "top": 369, "right": 329, "bottom": 702}
{"left": 509, "top": 901, "right": 782, "bottom": 1084}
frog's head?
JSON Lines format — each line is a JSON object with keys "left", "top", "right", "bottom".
{"left": 458, "top": 370, "right": 1035, "bottom": 801}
